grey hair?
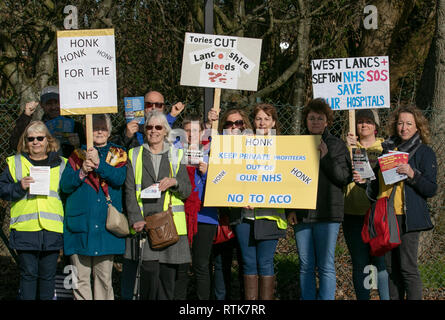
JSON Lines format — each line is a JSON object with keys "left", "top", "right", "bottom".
{"left": 145, "top": 110, "right": 171, "bottom": 138}
{"left": 93, "top": 113, "right": 113, "bottom": 132}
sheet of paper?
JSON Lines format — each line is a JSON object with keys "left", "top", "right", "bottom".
{"left": 141, "top": 183, "right": 161, "bottom": 199}
{"left": 378, "top": 151, "right": 409, "bottom": 185}
{"left": 352, "top": 148, "right": 375, "bottom": 180}
{"left": 29, "top": 166, "right": 51, "bottom": 196}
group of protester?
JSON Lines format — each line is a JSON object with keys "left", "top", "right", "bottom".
{"left": 0, "top": 85, "right": 437, "bottom": 301}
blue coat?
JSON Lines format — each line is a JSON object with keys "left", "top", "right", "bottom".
{"left": 60, "top": 143, "right": 127, "bottom": 256}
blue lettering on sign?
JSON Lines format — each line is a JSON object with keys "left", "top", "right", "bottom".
{"left": 268, "top": 194, "right": 291, "bottom": 204}
{"left": 248, "top": 194, "right": 265, "bottom": 204}
{"left": 228, "top": 194, "right": 244, "bottom": 203}
{"left": 261, "top": 174, "right": 282, "bottom": 182}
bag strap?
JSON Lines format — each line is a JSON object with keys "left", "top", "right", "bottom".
{"left": 387, "top": 182, "right": 399, "bottom": 218}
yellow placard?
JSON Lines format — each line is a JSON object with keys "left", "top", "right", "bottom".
{"left": 204, "top": 135, "right": 321, "bottom": 209}
{"left": 57, "top": 28, "right": 115, "bottom": 38}
{"left": 60, "top": 106, "right": 117, "bottom": 116}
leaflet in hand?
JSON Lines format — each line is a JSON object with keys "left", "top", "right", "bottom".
{"left": 124, "top": 97, "right": 145, "bottom": 124}
{"left": 352, "top": 148, "right": 375, "bottom": 180}
{"left": 185, "top": 147, "right": 204, "bottom": 166}
{"left": 378, "top": 151, "right": 409, "bottom": 185}
{"left": 29, "top": 166, "right": 50, "bottom": 196}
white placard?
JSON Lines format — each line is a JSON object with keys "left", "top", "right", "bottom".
{"left": 57, "top": 29, "right": 117, "bottom": 115}
{"left": 311, "top": 56, "right": 390, "bottom": 110}
{"left": 29, "top": 166, "right": 51, "bottom": 196}
{"left": 180, "top": 32, "right": 262, "bottom": 91}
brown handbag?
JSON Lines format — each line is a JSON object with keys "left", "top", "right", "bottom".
{"left": 144, "top": 166, "right": 179, "bottom": 249}
{"left": 144, "top": 202, "right": 179, "bottom": 249}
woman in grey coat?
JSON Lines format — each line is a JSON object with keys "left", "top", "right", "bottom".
{"left": 124, "top": 110, "right": 191, "bottom": 300}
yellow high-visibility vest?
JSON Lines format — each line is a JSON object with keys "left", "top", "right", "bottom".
{"left": 254, "top": 208, "right": 288, "bottom": 229}
{"left": 6, "top": 154, "right": 67, "bottom": 233}
{"left": 128, "top": 145, "right": 187, "bottom": 235}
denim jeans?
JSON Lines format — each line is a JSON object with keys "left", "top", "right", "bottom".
{"left": 293, "top": 221, "right": 340, "bottom": 300}
{"left": 234, "top": 220, "right": 278, "bottom": 276}
{"left": 212, "top": 238, "right": 243, "bottom": 300}
{"left": 17, "top": 250, "right": 59, "bottom": 300}
{"left": 343, "top": 214, "right": 389, "bottom": 300}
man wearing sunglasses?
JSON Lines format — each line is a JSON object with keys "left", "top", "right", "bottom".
{"left": 9, "top": 86, "right": 86, "bottom": 158}
{"left": 111, "top": 90, "right": 185, "bottom": 152}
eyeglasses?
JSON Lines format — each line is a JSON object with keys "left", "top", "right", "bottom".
{"left": 224, "top": 120, "right": 244, "bottom": 128}
{"left": 27, "top": 136, "right": 46, "bottom": 142}
{"left": 146, "top": 125, "right": 164, "bottom": 131}
{"left": 307, "top": 117, "right": 326, "bottom": 122}
{"left": 144, "top": 102, "right": 165, "bottom": 109}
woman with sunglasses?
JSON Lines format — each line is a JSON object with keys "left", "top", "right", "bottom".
{"left": 0, "top": 121, "right": 66, "bottom": 300}
{"left": 287, "top": 98, "right": 352, "bottom": 300}
{"left": 124, "top": 110, "right": 191, "bottom": 300}
{"left": 60, "top": 114, "right": 127, "bottom": 300}
{"left": 210, "top": 108, "right": 252, "bottom": 300}
{"left": 230, "top": 103, "right": 286, "bottom": 300}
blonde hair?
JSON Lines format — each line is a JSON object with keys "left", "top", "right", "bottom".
{"left": 387, "top": 104, "right": 431, "bottom": 144}
{"left": 17, "top": 121, "right": 59, "bottom": 154}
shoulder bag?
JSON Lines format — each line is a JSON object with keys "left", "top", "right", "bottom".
{"left": 144, "top": 164, "right": 179, "bottom": 249}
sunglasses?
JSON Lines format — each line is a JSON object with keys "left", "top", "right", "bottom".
{"left": 224, "top": 120, "right": 244, "bottom": 128}
{"left": 144, "top": 102, "right": 165, "bottom": 109}
{"left": 146, "top": 125, "right": 164, "bottom": 131}
{"left": 27, "top": 136, "right": 46, "bottom": 142}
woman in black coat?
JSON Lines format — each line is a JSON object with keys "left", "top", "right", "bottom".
{"left": 287, "top": 98, "right": 352, "bottom": 300}
{"left": 354, "top": 104, "right": 437, "bottom": 300}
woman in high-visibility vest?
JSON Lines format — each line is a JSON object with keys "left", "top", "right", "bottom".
{"left": 231, "top": 103, "right": 287, "bottom": 300}
{"left": 124, "top": 110, "right": 191, "bottom": 300}
{"left": 0, "top": 120, "right": 66, "bottom": 300}
{"left": 60, "top": 114, "right": 127, "bottom": 300}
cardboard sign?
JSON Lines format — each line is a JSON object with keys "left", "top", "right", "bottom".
{"left": 311, "top": 56, "right": 390, "bottom": 110}
{"left": 180, "top": 32, "right": 262, "bottom": 91}
{"left": 57, "top": 28, "right": 118, "bottom": 115}
{"left": 203, "top": 135, "right": 321, "bottom": 209}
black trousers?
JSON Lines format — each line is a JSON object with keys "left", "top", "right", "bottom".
{"left": 174, "top": 223, "right": 217, "bottom": 300}
{"left": 140, "top": 261, "right": 182, "bottom": 300}
{"left": 384, "top": 214, "right": 423, "bottom": 300}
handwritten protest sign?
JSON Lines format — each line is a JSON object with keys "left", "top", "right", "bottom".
{"left": 203, "top": 135, "right": 321, "bottom": 209}
{"left": 311, "top": 56, "right": 390, "bottom": 110}
{"left": 180, "top": 32, "right": 262, "bottom": 91}
{"left": 57, "top": 28, "right": 117, "bottom": 115}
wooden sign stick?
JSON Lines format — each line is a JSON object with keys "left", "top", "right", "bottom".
{"left": 211, "top": 87, "right": 221, "bottom": 132}
{"left": 86, "top": 114, "right": 94, "bottom": 149}
{"left": 348, "top": 110, "right": 356, "bottom": 137}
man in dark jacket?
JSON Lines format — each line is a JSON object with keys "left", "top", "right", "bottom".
{"left": 110, "top": 90, "right": 185, "bottom": 151}
{"left": 9, "top": 86, "right": 85, "bottom": 158}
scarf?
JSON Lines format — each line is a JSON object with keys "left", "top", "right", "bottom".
{"left": 68, "top": 145, "right": 127, "bottom": 196}
{"left": 381, "top": 132, "right": 422, "bottom": 160}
